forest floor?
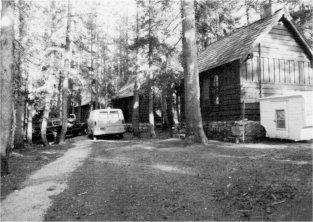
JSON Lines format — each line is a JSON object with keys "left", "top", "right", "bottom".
{"left": 1, "top": 131, "right": 312, "bottom": 221}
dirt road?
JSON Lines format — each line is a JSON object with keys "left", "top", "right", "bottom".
{"left": 1, "top": 135, "right": 312, "bottom": 221}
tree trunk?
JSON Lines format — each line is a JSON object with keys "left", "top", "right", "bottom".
{"left": 148, "top": 0, "right": 156, "bottom": 138}
{"left": 181, "top": 0, "right": 208, "bottom": 144}
{"left": 172, "top": 92, "right": 179, "bottom": 125}
{"left": 59, "top": 0, "right": 72, "bottom": 144}
{"left": 175, "top": 92, "right": 181, "bottom": 122}
{"left": 1, "top": 0, "right": 15, "bottom": 174}
{"left": 161, "top": 93, "right": 169, "bottom": 128}
{"left": 14, "top": 0, "right": 26, "bottom": 149}
{"left": 26, "top": 102, "right": 33, "bottom": 144}
{"left": 132, "top": 1, "right": 141, "bottom": 138}
{"left": 14, "top": 100, "right": 25, "bottom": 148}
{"left": 166, "top": 86, "right": 176, "bottom": 127}
{"left": 41, "top": 95, "right": 50, "bottom": 146}
{"left": 148, "top": 79, "right": 156, "bottom": 138}
{"left": 77, "top": 90, "right": 82, "bottom": 122}
{"left": 132, "top": 80, "right": 141, "bottom": 138}
{"left": 57, "top": 74, "right": 62, "bottom": 118}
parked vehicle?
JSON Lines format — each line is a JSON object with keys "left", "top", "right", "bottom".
{"left": 67, "top": 119, "right": 87, "bottom": 136}
{"left": 32, "top": 118, "right": 62, "bottom": 142}
{"left": 32, "top": 116, "right": 87, "bottom": 142}
{"left": 87, "top": 108, "right": 125, "bottom": 140}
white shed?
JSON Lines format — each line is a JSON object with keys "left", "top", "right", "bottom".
{"left": 259, "top": 92, "right": 313, "bottom": 141}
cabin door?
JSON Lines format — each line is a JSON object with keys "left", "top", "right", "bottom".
{"left": 270, "top": 101, "right": 289, "bottom": 139}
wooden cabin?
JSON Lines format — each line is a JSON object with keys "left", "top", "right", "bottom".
{"left": 72, "top": 90, "right": 107, "bottom": 123}
{"left": 193, "top": 9, "right": 313, "bottom": 122}
{"left": 111, "top": 83, "right": 150, "bottom": 123}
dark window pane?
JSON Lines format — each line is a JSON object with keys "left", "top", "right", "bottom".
{"left": 277, "top": 120, "right": 286, "bottom": 128}
{"left": 276, "top": 110, "right": 285, "bottom": 128}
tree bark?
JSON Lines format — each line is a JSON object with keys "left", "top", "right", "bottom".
{"left": 148, "top": 0, "right": 156, "bottom": 138}
{"left": 175, "top": 91, "right": 181, "bottom": 122}
{"left": 59, "top": 0, "right": 72, "bottom": 144}
{"left": 181, "top": 0, "right": 208, "bottom": 144}
{"left": 14, "top": 99, "right": 25, "bottom": 148}
{"left": 26, "top": 102, "right": 33, "bottom": 144}
{"left": 132, "top": 1, "right": 141, "bottom": 138}
{"left": 41, "top": 95, "right": 50, "bottom": 146}
{"left": 77, "top": 89, "right": 82, "bottom": 122}
{"left": 0, "top": 0, "right": 15, "bottom": 175}
{"left": 132, "top": 80, "right": 141, "bottom": 138}
{"left": 14, "top": 0, "right": 26, "bottom": 149}
{"left": 162, "top": 90, "right": 173, "bottom": 137}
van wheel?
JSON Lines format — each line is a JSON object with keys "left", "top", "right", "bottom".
{"left": 92, "top": 133, "right": 97, "bottom": 141}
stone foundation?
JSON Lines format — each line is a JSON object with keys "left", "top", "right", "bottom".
{"left": 125, "top": 120, "right": 266, "bottom": 143}
{"left": 174, "top": 120, "right": 266, "bottom": 143}
{"left": 124, "top": 123, "right": 152, "bottom": 133}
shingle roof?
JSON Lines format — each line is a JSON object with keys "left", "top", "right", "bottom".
{"left": 198, "top": 10, "right": 285, "bottom": 73}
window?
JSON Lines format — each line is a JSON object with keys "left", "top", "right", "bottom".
{"left": 201, "top": 78, "right": 210, "bottom": 103}
{"left": 276, "top": 110, "right": 286, "bottom": 129}
{"left": 99, "top": 112, "right": 108, "bottom": 119}
{"left": 109, "top": 111, "right": 119, "bottom": 122}
{"left": 210, "top": 75, "right": 219, "bottom": 105}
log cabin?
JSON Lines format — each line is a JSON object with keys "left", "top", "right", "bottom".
{"left": 192, "top": 8, "right": 313, "bottom": 122}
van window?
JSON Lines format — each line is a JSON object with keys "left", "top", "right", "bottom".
{"left": 110, "top": 111, "right": 119, "bottom": 122}
{"left": 99, "top": 111, "right": 108, "bottom": 119}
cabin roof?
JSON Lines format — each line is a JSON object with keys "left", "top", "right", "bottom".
{"left": 198, "top": 9, "right": 313, "bottom": 73}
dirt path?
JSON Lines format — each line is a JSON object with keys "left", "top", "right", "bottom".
{"left": 44, "top": 137, "right": 312, "bottom": 221}
{"left": 0, "top": 139, "right": 93, "bottom": 221}
{"left": 1, "top": 137, "right": 311, "bottom": 221}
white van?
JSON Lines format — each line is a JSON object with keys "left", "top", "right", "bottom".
{"left": 87, "top": 108, "right": 125, "bottom": 140}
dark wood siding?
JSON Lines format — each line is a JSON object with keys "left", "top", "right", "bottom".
{"left": 239, "top": 23, "right": 313, "bottom": 120}
{"left": 112, "top": 95, "right": 150, "bottom": 123}
{"left": 200, "top": 61, "right": 242, "bottom": 121}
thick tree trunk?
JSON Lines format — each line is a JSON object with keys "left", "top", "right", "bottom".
{"left": 26, "top": 102, "right": 33, "bottom": 144}
{"left": 41, "top": 95, "right": 50, "bottom": 146}
{"left": 181, "top": 0, "right": 208, "bottom": 144}
{"left": 14, "top": 0, "right": 26, "bottom": 149}
{"left": 1, "top": 0, "right": 15, "bottom": 174}
{"left": 59, "top": 0, "right": 72, "bottom": 144}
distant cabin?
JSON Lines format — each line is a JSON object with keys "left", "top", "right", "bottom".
{"left": 179, "top": 9, "right": 313, "bottom": 122}
{"left": 111, "top": 82, "right": 151, "bottom": 123}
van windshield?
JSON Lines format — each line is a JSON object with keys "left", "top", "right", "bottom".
{"left": 109, "top": 111, "right": 119, "bottom": 122}
{"left": 99, "top": 112, "right": 108, "bottom": 119}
